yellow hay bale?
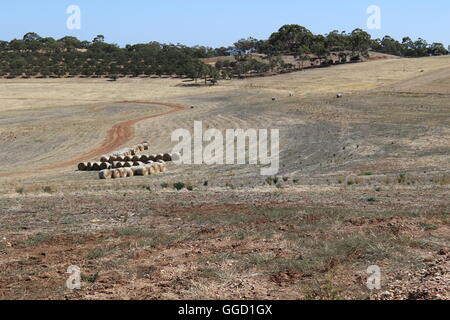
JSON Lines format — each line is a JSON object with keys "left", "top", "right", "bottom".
{"left": 148, "top": 166, "right": 156, "bottom": 175}
{"left": 117, "top": 168, "right": 127, "bottom": 178}
{"left": 124, "top": 168, "right": 134, "bottom": 177}
{"left": 152, "top": 163, "right": 161, "bottom": 174}
{"left": 78, "top": 162, "right": 88, "bottom": 171}
{"left": 157, "top": 160, "right": 166, "bottom": 165}
{"left": 163, "top": 153, "right": 172, "bottom": 162}
{"left": 143, "top": 142, "right": 149, "bottom": 150}
{"left": 99, "top": 169, "right": 112, "bottom": 180}
{"left": 110, "top": 169, "right": 118, "bottom": 179}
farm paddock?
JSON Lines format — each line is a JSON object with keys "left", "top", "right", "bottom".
{"left": 0, "top": 55, "right": 449, "bottom": 300}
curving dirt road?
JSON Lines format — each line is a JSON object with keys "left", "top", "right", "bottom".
{"left": 0, "top": 101, "right": 188, "bottom": 177}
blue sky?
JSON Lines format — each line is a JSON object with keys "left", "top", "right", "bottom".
{"left": 0, "top": 1, "right": 448, "bottom": 47}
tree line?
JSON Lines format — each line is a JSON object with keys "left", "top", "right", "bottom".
{"left": 0, "top": 27, "right": 447, "bottom": 82}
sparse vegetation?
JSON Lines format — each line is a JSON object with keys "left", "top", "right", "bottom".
{"left": 173, "top": 182, "right": 186, "bottom": 191}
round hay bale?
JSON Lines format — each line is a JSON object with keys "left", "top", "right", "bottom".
{"left": 145, "top": 164, "right": 156, "bottom": 175}
{"left": 149, "top": 155, "right": 157, "bottom": 161}
{"left": 156, "top": 162, "right": 167, "bottom": 173}
{"left": 92, "top": 162, "right": 102, "bottom": 171}
{"left": 100, "top": 155, "right": 110, "bottom": 163}
{"left": 143, "top": 142, "right": 149, "bottom": 150}
{"left": 78, "top": 162, "right": 88, "bottom": 171}
{"left": 132, "top": 155, "right": 140, "bottom": 162}
{"left": 171, "top": 152, "right": 181, "bottom": 162}
{"left": 130, "top": 166, "right": 140, "bottom": 174}
{"left": 336, "top": 93, "right": 343, "bottom": 98}
{"left": 114, "top": 162, "right": 124, "bottom": 169}
{"left": 99, "top": 169, "right": 112, "bottom": 180}
{"left": 124, "top": 155, "right": 133, "bottom": 162}
{"left": 116, "top": 155, "right": 125, "bottom": 162}
{"left": 117, "top": 168, "right": 127, "bottom": 178}
{"left": 124, "top": 168, "right": 134, "bottom": 177}
{"left": 155, "top": 154, "right": 164, "bottom": 161}
{"left": 134, "top": 167, "right": 148, "bottom": 176}
{"left": 124, "top": 161, "right": 134, "bottom": 168}
{"left": 133, "top": 161, "right": 145, "bottom": 167}
{"left": 110, "top": 161, "right": 119, "bottom": 169}
{"left": 109, "top": 156, "right": 117, "bottom": 162}
{"left": 152, "top": 163, "right": 161, "bottom": 174}
{"left": 99, "top": 162, "right": 110, "bottom": 170}
{"left": 163, "top": 153, "right": 172, "bottom": 162}
{"left": 111, "top": 169, "right": 121, "bottom": 179}
{"left": 140, "top": 155, "right": 149, "bottom": 162}
{"left": 138, "top": 144, "right": 144, "bottom": 152}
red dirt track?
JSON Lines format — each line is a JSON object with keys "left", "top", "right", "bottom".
{"left": 0, "top": 101, "right": 187, "bottom": 177}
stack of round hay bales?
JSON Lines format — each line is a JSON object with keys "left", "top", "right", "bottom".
{"left": 111, "top": 169, "right": 122, "bottom": 179}
{"left": 117, "top": 168, "right": 127, "bottom": 178}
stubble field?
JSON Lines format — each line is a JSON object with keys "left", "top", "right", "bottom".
{"left": 0, "top": 55, "right": 448, "bottom": 300}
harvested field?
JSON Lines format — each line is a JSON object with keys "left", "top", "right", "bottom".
{"left": 0, "top": 56, "right": 449, "bottom": 300}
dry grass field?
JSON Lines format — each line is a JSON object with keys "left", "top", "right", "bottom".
{"left": 0, "top": 55, "right": 449, "bottom": 300}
